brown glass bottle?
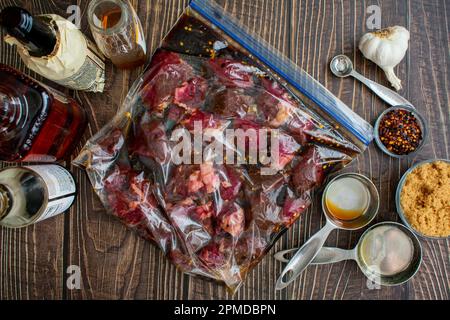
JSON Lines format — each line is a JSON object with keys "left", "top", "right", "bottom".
{"left": 0, "top": 64, "right": 87, "bottom": 162}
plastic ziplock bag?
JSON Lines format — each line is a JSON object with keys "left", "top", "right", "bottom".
{"left": 74, "top": 0, "right": 374, "bottom": 293}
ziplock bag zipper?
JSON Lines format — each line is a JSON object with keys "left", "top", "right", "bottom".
{"left": 189, "top": 0, "right": 374, "bottom": 146}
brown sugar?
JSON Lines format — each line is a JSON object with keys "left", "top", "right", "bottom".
{"left": 400, "top": 161, "right": 450, "bottom": 237}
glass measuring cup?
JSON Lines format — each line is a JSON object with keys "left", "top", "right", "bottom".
{"left": 88, "top": 0, "right": 148, "bottom": 69}
{"left": 275, "top": 173, "right": 380, "bottom": 290}
{"left": 275, "top": 222, "right": 422, "bottom": 286}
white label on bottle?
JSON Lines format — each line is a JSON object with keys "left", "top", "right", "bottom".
{"left": 25, "top": 165, "right": 76, "bottom": 199}
{"left": 35, "top": 196, "right": 75, "bottom": 223}
{"left": 24, "top": 165, "right": 76, "bottom": 222}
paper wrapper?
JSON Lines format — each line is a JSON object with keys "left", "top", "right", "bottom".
{"left": 5, "top": 14, "right": 105, "bottom": 92}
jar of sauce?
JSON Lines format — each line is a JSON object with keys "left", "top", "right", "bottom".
{"left": 88, "top": 0, "right": 148, "bottom": 69}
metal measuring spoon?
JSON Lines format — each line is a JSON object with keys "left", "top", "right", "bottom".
{"left": 275, "top": 222, "right": 422, "bottom": 286}
{"left": 330, "top": 55, "right": 412, "bottom": 107}
{"left": 275, "top": 247, "right": 355, "bottom": 264}
{"left": 275, "top": 173, "right": 380, "bottom": 290}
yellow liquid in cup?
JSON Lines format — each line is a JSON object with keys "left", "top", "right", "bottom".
{"left": 325, "top": 177, "right": 370, "bottom": 221}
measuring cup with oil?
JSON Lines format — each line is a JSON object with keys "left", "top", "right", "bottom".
{"left": 276, "top": 222, "right": 422, "bottom": 286}
{"left": 275, "top": 173, "right": 380, "bottom": 290}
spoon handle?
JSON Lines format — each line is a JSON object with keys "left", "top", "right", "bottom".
{"left": 275, "top": 222, "right": 335, "bottom": 290}
{"left": 311, "top": 247, "right": 357, "bottom": 264}
{"left": 351, "top": 70, "right": 413, "bottom": 107}
{"left": 274, "top": 247, "right": 356, "bottom": 264}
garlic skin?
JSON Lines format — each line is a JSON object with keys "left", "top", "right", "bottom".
{"left": 359, "top": 26, "right": 410, "bottom": 91}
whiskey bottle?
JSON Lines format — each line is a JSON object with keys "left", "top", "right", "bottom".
{"left": 0, "top": 64, "right": 87, "bottom": 162}
{"left": 0, "top": 165, "right": 76, "bottom": 228}
{"left": 0, "top": 6, "right": 106, "bottom": 92}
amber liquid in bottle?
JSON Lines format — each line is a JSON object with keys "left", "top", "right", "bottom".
{"left": 0, "top": 64, "right": 87, "bottom": 162}
{"left": 94, "top": 6, "right": 147, "bottom": 69}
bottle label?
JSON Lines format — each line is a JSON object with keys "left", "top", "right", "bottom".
{"left": 25, "top": 165, "right": 76, "bottom": 222}
{"left": 53, "top": 38, "right": 106, "bottom": 92}
{"left": 37, "top": 195, "right": 75, "bottom": 222}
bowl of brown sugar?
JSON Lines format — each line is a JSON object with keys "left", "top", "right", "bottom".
{"left": 396, "top": 159, "right": 450, "bottom": 239}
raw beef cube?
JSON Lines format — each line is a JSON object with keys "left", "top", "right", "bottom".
{"left": 95, "top": 128, "right": 124, "bottom": 156}
{"left": 165, "top": 164, "right": 221, "bottom": 202}
{"left": 141, "top": 51, "right": 195, "bottom": 111}
{"left": 174, "top": 76, "right": 208, "bottom": 110}
{"left": 208, "top": 58, "right": 255, "bottom": 88}
{"left": 232, "top": 119, "right": 300, "bottom": 170}
{"left": 103, "top": 166, "right": 158, "bottom": 227}
{"left": 210, "top": 89, "right": 257, "bottom": 120}
{"left": 282, "top": 192, "right": 311, "bottom": 226}
{"left": 215, "top": 202, "right": 245, "bottom": 237}
{"left": 257, "top": 79, "right": 294, "bottom": 127}
{"left": 131, "top": 115, "right": 171, "bottom": 163}
{"left": 198, "top": 237, "right": 233, "bottom": 269}
{"left": 243, "top": 173, "right": 286, "bottom": 230}
{"left": 284, "top": 113, "right": 316, "bottom": 145}
{"left": 291, "top": 146, "right": 326, "bottom": 195}
{"left": 273, "top": 131, "right": 301, "bottom": 170}
{"left": 182, "top": 110, "right": 229, "bottom": 133}
{"left": 168, "top": 201, "right": 215, "bottom": 252}
{"left": 219, "top": 166, "right": 243, "bottom": 201}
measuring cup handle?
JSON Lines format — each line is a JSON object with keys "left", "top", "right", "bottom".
{"left": 351, "top": 71, "right": 412, "bottom": 107}
{"left": 275, "top": 222, "right": 335, "bottom": 290}
{"left": 311, "top": 247, "right": 355, "bottom": 265}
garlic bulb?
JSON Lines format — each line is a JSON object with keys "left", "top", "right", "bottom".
{"left": 359, "top": 26, "right": 410, "bottom": 91}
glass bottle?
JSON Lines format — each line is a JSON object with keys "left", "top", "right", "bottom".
{"left": 88, "top": 0, "right": 148, "bottom": 69}
{"left": 0, "top": 165, "right": 76, "bottom": 228}
{"left": 0, "top": 6, "right": 57, "bottom": 57}
{"left": 0, "top": 6, "right": 106, "bottom": 93}
{"left": 0, "top": 64, "right": 87, "bottom": 162}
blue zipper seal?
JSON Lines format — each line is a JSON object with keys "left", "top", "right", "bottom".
{"left": 189, "top": 0, "right": 373, "bottom": 146}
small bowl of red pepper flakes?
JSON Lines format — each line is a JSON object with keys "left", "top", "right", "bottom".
{"left": 374, "top": 105, "right": 428, "bottom": 158}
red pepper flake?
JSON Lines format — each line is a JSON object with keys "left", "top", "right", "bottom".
{"left": 378, "top": 109, "right": 423, "bottom": 155}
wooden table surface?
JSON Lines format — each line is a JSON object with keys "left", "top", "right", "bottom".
{"left": 0, "top": 0, "right": 448, "bottom": 300}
